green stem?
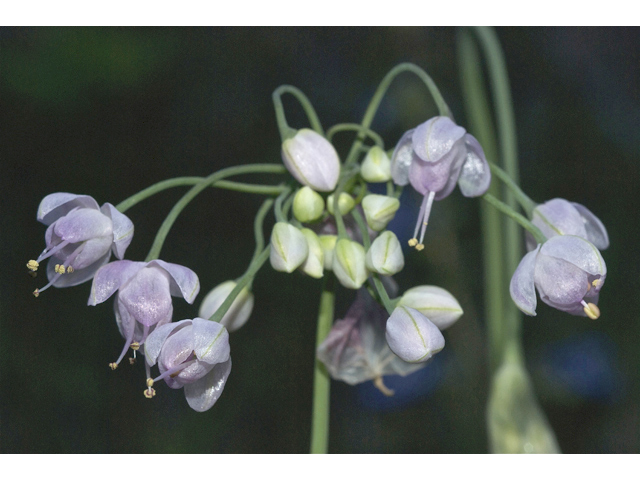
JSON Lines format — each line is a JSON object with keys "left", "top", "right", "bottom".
{"left": 272, "top": 85, "right": 324, "bottom": 140}
{"left": 482, "top": 193, "right": 546, "bottom": 245}
{"left": 251, "top": 198, "right": 275, "bottom": 265}
{"left": 310, "top": 275, "right": 335, "bottom": 454}
{"left": 326, "top": 123, "right": 385, "bottom": 149}
{"left": 144, "top": 164, "right": 286, "bottom": 262}
{"left": 488, "top": 163, "right": 537, "bottom": 216}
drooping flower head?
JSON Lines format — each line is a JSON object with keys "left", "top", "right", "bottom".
{"left": 317, "top": 290, "right": 426, "bottom": 396}
{"left": 144, "top": 318, "right": 231, "bottom": 412}
{"left": 510, "top": 235, "right": 606, "bottom": 319}
{"left": 390, "top": 116, "right": 491, "bottom": 250}
{"left": 28, "top": 193, "right": 134, "bottom": 296}
{"left": 527, "top": 198, "right": 609, "bottom": 251}
{"left": 88, "top": 259, "right": 200, "bottom": 369}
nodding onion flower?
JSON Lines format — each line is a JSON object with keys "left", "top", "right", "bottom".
{"left": 390, "top": 116, "right": 491, "bottom": 251}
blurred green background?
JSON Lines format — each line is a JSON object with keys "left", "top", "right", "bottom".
{"left": 1, "top": 27, "right": 638, "bottom": 453}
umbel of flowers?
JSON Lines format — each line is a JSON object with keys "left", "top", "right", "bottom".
{"left": 27, "top": 54, "right": 609, "bottom": 455}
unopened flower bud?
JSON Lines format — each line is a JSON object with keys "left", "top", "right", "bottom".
{"left": 300, "top": 229, "right": 324, "bottom": 279}
{"left": 385, "top": 306, "right": 445, "bottom": 363}
{"left": 362, "top": 194, "right": 400, "bottom": 231}
{"left": 332, "top": 239, "right": 367, "bottom": 289}
{"left": 327, "top": 193, "right": 356, "bottom": 216}
{"left": 270, "top": 222, "right": 309, "bottom": 273}
{"left": 281, "top": 129, "right": 340, "bottom": 192}
{"left": 361, "top": 146, "right": 392, "bottom": 183}
{"left": 199, "top": 280, "right": 255, "bottom": 332}
{"left": 319, "top": 235, "right": 337, "bottom": 271}
{"left": 293, "top": 186, "right": 325, "bottom": 223}
{"left": 365, "top": 231, "right": 404, "bottom": 276}
{"left": 398, "top": 285, "right": 463, "bottom": 330}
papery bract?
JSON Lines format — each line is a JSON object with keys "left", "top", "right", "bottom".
{"left": 88, "top": 259, "right": 200, "bottom": 368}
{"left": 145, "top": 318, "right": 231, "bottom": 412}
{"left": 385, "top": 306, "right": 445, "bottom": 363}
{"left": 29, "top": 193, "right": 134, "bottom": 294}
{"left": 199, "top": 280, "right": 255, "bottom": 332}
{"left": 281, "top": 129, "right": 340, "bottom": 192}
{"left": 510, "top": 235, "right": 606, "bottom": 318}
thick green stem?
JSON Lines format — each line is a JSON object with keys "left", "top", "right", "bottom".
{"left": 310, "top": 275, "right": 335, "bottom": 454}
{"left": 144, "top": 164, "right": 286, "bottom": 262}
{"left": 272, "top": 85, "right": 324, "bottom": 140}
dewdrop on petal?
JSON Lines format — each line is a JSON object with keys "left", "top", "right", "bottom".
{"left": 270, "top": 222, "right": 309, "bottom": 273}
{"left": 199, "top": 280, "right": 255, "bottom": 332}
{"left": 360, "top": 146, "right": 392, "bottom": 183}
{"left": 365, "top": 231, "right": 404, "bottom": 276}
{"left": 292, "top": 186, "right": 325, "bottom": 223}
{"left": 332, "top": 239, "right": 367, "bottom": 289}
{"left": 362, "top": 194, "right": 400, "bottom": 231}
{"left": 327, "top": 193, "right": 356, "bottom": 216}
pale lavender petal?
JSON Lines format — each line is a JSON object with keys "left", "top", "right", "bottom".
{"left": 433, "top": 142, "right": 466, "bottom": 200}
{"left": 509, "top": 247, "right": 539, "bottom": 316}
{"left": 385, "top": 306, "right": 445, "bottom": 363}
{"left": 571, "top": 202, "right": 610, "bottom": 250}
{"left": 184, "top": 358, "right": 232, "bottom": 412}
{"left": 48, "top": 250, "right": 111, "bottom": 288}
{"left": 88, "top": 260, "right": 145, "bottom": 305}
{"left": 458, "top": 134, "right": 491, "bottom": 197}
{"left": 390, "top": 129, "right": 416, "bottom": 186}
{"left": 71, "top": 236, "right": 113, "bottom": 270}
{"left": 101, "top": 203, "right": 134, "bottom": 259}
{"left": 37, "top": 193, "right": 100, "bottom": 225}
{"left": 409, "top": 139, "right": 466, "bottom": 197}
{"left": 539, "top": 235, "right": 606, "bottom": 278}
{"left": 150, "top": 260, "right": 200, "bottom": 303}
{"left": 532, "top": 199, "right": 587, "bottom": 240}
{"left": 317, "top": 315, "right": 367, "bottom": 385}
{"left": 412, "top": 117, "right": 466, "bottom": 163}
{"left": 191, "top": 318, "right": 230, "bottom": 365}
{"left": 119, "top": 266, "right": 173, "bottom": 326}
{"left": 53, "top": 208, "right": 112, "bottom": 243}
{"left": 534, "top": 254, "right": 589, "bottom": 307}
{"left": 144, "top": 319, "right": 191, "bottom": 366}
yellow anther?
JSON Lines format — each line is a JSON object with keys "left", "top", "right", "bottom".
{"left": 66, "top": 266, "right": 74, "bottom": 273}
{"left": 592, "top": 279, "right": 600, "bottom": 288}
{"left": 27, "top": 260, "right": 39, "bottom": 272}
{"left": 54, "top": 264, "right": 66, "bottom": 274}
{"left": 146, "top": 378, "right": 154, "bottom": 388}
{"left": 32, "top": 289, "right": 40, "bottom": 298}
{"left": 423, "top": 222, "right": 428, "bottom": 226}
{"left": 130, "top": 342, "right": 140, "bottom": 351}
{"left": 109, "top": 362, "right": 118, "bottom": 370}
{"left": 583, "top": 302, "right": 601, "bottom": 320}
{"left": 129, "top": 357, "right": 136, "bottom": 365}
{"left": 415, "top": 244, "right": 425, "bottom": 251}
{"left": 144, "top": 388, "right": 156, "bottom": 399}
{"left": 408, "top": 238, "right": 418, "bottom": 247}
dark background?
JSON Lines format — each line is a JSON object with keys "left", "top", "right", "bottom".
{"left": 1, "top": 27, "right": 638, "bottom": 453}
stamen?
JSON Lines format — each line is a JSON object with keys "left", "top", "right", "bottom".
{"left": 130, "top": 342, "right": 140, "bottom": 351}
{"left": 411, "top": 194, "right": 431, "bottom": 243}
{"left": 152, "top": 359, "right": 198, "bottom": 384}
{"left": 581, "top": 300, "right": 600, "bottom": 320}
{"left": 408, "top": 238, "right": 418, "bottom": 247}
{"left": 27, "top": 260, "right": 39, "bottom": 272}
{"left": 66, "top": 266, "right": 74, "bottom": 273}
{"left": 417, "top": 191, "right": 436, "bottom": 247}
{"left": 109, "top": 362, "right": 118, "bottom": 370}
{"left": 33, "top": 289, "right": 40, "bottom": 297}
{"left": 36, "top": 240, "right": 71, "bottom": 263}
{"left": 374, "top": 376, "right": 395, "bottom": 397}
{"left": 129, "top": 357, "right": 136, "bottom": 365}
{"left": 54, "top": 264, "right": 66, "bottom": 274}
{"left": 144, "top": 388, "right": 156, "bottom": 399}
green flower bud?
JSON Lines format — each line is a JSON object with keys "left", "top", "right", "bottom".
{"left": 327, "top": 193, "right": 356, "bottom": 216}
{"left": 300, "top": 229, "right": 324, "bottom": 279}
{"left": 319, "top": 235, "right": 337, "bottom": 271}
{"left": 292, "top": 186, "right": 325, "bottom": 223}
{"left": 360, "top": 146, "right": 391, "bottom": 183}
{"left": 365, "top": 231, "right": 404, "bottom": 275}
{"left": 332, "top": 239, "right": 367, "bottom": 289}
{"left": 270, "top": 222, "right": 309, "bottom": 273}
{"left": 398, "top": 285, "right": 463, "bottom": 330}
{"left": 362, "top": 194, "right": 400, "bottom": 231}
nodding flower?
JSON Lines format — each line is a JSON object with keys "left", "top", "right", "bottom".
{"left": 88, "top": 259, "right": 200, "bottom": 370}
{"left": 510, "top": 235, "right": 606, "bottom": 319}
{"left": 28, "top": 193, "right": 133, "bottom": 296}
{"left": 390, "top": 116, "right": 491, "bottom": 251}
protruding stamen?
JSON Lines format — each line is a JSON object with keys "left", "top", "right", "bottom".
{"left": 591, "top": 278, "right": 601, "bottom": 288}
{"left": 415, "top": 244, "right": 424, "bottom": 251}
{"left": 152, "top": 358, "right": 198, "bottom": 384}
{"left": 408, "top": 238, "right": 418, "bottom": 247}
{"left": 54, "top": 264, "right": 66, "bottom": 274}
{"left": 33, "top": 289, "right": 40, "bottom": 298}
{"left": 66, "top": 266, "right": 74, "bottom": 273}
{"left": 417, "top": 191, "right": 436, "bottom": 247}
{"left": 27, "top": 260, "right": 39, "bottom": 272}
{"left": 129, "top": 357, "right": 136, "bottom": 365}
{"left": 146, "top": 378, "right": 154, "bottom": 387}
{"left": 130, "top": 342, "right": 140, "bottom": 351}
{"left": 144, "top": 388, "right": 156, "bottom": 399}
{"left": 109, "top": 362, "right": 118, "bottom": 370}
{"left": 374, "top": 376, "right": 395, "bottom": 397}
{"left": 581, "top": 300, "right": 600, "bottom": 320}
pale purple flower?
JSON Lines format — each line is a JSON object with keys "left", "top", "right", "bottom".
{"left": 88, "top": 259, "right": 200, "bottom": 368}
{"left": 144, "top": 318, "right": 231, "bottom": 412}
{"left": 510, "top": 235, "right": 606, "bottom": 319}
{"left": 29, "top": 193, "right": 134, "bottom": 295}
{"left": 317, "top": 290, "right": 425, "bottom": 396}
{"left": 527, "top": 198, "right": 609, "bottom": 251}
{"left": 390, "top": 116, "right": 491, "bottom": 250}
{"left": 385, "top": 306, "right": 445, "bottom": 363}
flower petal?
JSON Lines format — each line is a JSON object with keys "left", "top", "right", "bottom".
{"left": 532, "top": 199, "right": 587, "bottom": 240}
{"left": 509, "top": 247, "right": 540, "bottom": 316}
{"left": 37, "top": 193, "right": 100, "bottom": 225}
{"left": 390, "top": 129, "right": 416, "bottom": 186}
{"left": 571, "top": 202, "right": 610, "bottom": 250}
{"left": 119, "top": 266, "right": 173, "bottom": 327}
{"left": 412, "top": 117, "right": 466, "bottom": 163}
{"left": 101, "top": 203, "right": 134, "bottom": 259}
{"left": 191, "top": 318, "right": 231, "bottom": 365}
{"left": 184, "top": 357, "right": 232, "bottom": 412}
{"left": 539, "top": 235, "right": 606, "bottom": 278}
{"left": 534, "top": 255, "right": 589, "bottom": 307}
{"left": 88, "top": 260, "right": 145, "bottom": 305}
{"left": 458, "top": 134, "right": 491, "bottom": 197}
{"left": 144, "top": 319, "right": 191, "bottom": 366}
{"left": 53, "top": 208, "right": 112, "bottom": 243}
{"left": 150, "top": 260, "right": 200, "bottom": 303}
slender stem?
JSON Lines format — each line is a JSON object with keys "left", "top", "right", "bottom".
{"left": 272, "top": 85, "right": 324, "bottom": 140}
{"left": 326, "top": 123, "right": 385, "bottom": 149}
{"left": 251, "top": 198, "right": 275, "bottom": 265}
{"left": 144, "top": 164, "right": 286, "bottom": 262}
{"left": 310, "top": 275, "right": 335, "bottom": 454}
{"left": 482, "top": 194, "right": 546, "bottom": 244}
{"left": 488, "top": 163, "right": 537, "bottom": 216}
{"left": 273, "top": 187, "right": 292, "bottom": 223}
